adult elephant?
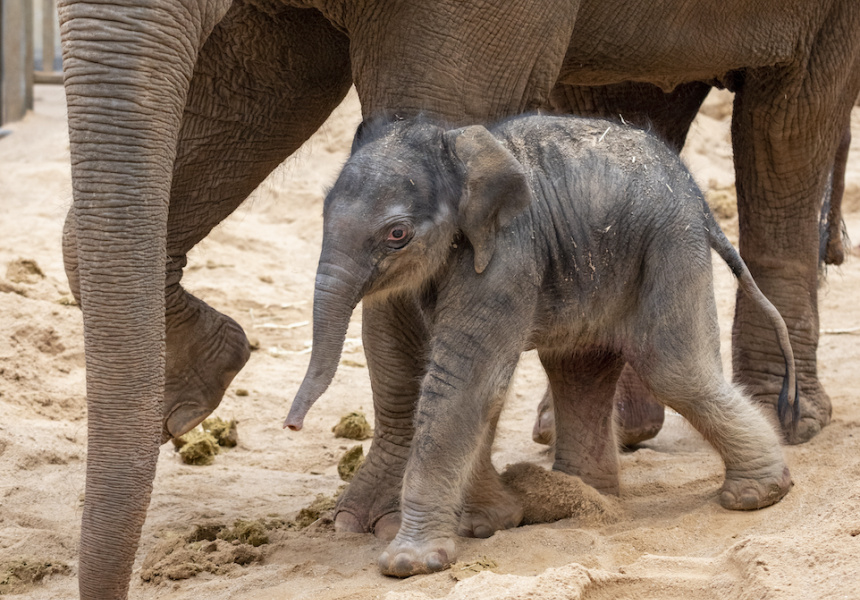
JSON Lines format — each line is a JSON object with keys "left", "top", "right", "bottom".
{"left": 59, "top": 0, "right": 859, "bottom": 597}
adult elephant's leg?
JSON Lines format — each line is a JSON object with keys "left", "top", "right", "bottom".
{"left": 337, "top": 0, "right": 580, "bottom": 540}
{"left": 540, "top": 350, "right": 625, "bottom": 494}
{"left": 335, "top": 294, "right": 429, "bottom": 540}
{"left": 161, "top": 4, "right": 351, "bottom": 437}
{"left": 531, "top": 363, "right": 666, "bottom": 448}
{"left": 63, "top": 2, "right": 353, "bottom": 440}
{"left": 59, "top": 0, "right": 231, "bottom": 597}
{"left": 822, "top": 126, "right": 851, "bottom": 266}
{"left": 612, "top": 363, "right": 666, "bottom": 446}
{"left": 732, "top": 43, "right": 860, "bottom": 443}
{"left": 535, "top": 81, "right": 710, "bottom": 447}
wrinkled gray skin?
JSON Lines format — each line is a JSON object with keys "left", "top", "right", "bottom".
{"left": 287, "top": 115, "right": 795, "bottom": 576}
{"left": 532, "top": 367, "right": 666, "bottom": 446}
{"left": 59, "top": 1, "right": 860, "bottom": 595}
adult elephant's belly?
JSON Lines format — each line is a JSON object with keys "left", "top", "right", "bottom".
{"left": 558, "top": 0, "right": 806, "bottom": 90}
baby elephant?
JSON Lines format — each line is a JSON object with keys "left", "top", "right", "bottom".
{"left": 286, "top": 115, "right": 796, "bottom": 576}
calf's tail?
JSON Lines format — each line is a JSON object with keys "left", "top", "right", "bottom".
{"left": 702, "top": 200, "right": 799, "bottom": 432}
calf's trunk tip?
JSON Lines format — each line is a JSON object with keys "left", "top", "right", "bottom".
{"left": 285, "top": 378, "right": 329, "bottom": 430}
{"left": 284, "top": 265, "right": 365, "bottom": 431}
{"left": 284, "top": 316, "right": 352, "bottom": 430}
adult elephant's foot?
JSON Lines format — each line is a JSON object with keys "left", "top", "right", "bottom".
{"left": 332, "top": 435, "right": 407, "bottom": 539}
{"left": 752, "top": 375, "right": 832, "bottom": 445}
{"left": 782, "top": 369, "right": 831, "bottom": 445}
{"left": 756, "top": 384, "right": 831, "bottom": 445}
{"left": 62, "top": 217, "right": 250, "bottom": 441}
{"left": 734, "top": 305, "right": 832, "bottom": 445}
{"left": 531, "top": 365, "right": 665, "bottom": 448}
{"left": 378, "top": 536, "right": 456, "bottom": 577}
{"left": 531, "top": 388, "right": 556, "bottom": 445}
{"left": 720, "top": 466, "right": 793, "bottom": 510}
{"left": 334, "top": 509, "right": 402, "bottom": 541}
{"left": 736, "top": 347, "right": 832, "bottom": 445}
{"left": 333, "top": 476, "right": 403, "bottom": 539}
{"left": 373, "top": 513, "right": 403, "bottom": 541}
{"left": 162, "top": 291, "right": 251, "bottom": 439}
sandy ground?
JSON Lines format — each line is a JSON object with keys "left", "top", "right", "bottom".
{"left": 1, "top": 85, "right": 859, "bottom": 599}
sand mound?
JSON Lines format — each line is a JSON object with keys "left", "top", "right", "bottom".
{"left": 501, "top": 462, "right": 621, "bottom": 526}
{"left": 0, "top": 558, "right": 70, "bottom": 595}
{"left": 140, "top": 534, "right": 263, "bottom": 583}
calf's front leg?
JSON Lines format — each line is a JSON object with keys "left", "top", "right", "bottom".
{"left": 378, "top": 279, "right": 533, "bottom": 576}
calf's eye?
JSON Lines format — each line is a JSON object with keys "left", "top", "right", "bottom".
{"left": 386, "top": 224, "right": 413, "bottom": 248}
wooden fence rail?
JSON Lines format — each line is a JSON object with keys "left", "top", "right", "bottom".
{"left": 1, "top": 0, "right": 61, "bottom": 127}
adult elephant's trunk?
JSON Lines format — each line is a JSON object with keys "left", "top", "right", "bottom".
{"left": 60, "top": 1, "right": 229, "bottom": 597}
{"left": 285, "top": 256, "right": 369, "bottom": 430}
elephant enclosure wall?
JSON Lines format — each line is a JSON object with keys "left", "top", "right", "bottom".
{"left": 1, "top": 85, "right": 860, "bottom": 599}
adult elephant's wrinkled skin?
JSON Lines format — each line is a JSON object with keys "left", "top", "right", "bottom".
{"left": 59, "top": 0, "right": 859, "bottom": 596}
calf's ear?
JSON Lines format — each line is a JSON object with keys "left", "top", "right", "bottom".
{"left": 444, "top": 125, "right": 532, "bottom": 273}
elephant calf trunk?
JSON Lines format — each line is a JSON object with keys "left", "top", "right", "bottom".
{"left": 285, "top": 267, "right": 364, "bottom": 430}
{"left": 286, "top": 373, "right": 332, "bottom": 431}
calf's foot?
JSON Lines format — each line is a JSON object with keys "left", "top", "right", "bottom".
{"left": 379, "top": 535, "right": 456, "bottom": 577}
{"left": 720, "top": 466, "right": 793, "bottom": 510}
{"left": 163, "top": 292, "right": 251, "bottom": 439}
{"left": 333, "top": 435, "right": 408, "bottom": 539}
{"left": 458, "top": 479, "right": 523, "bottom": 538}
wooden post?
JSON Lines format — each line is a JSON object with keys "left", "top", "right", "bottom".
{"left": 41, "top": 0, "right": 52, "bottom": 70}
{"left": 34, "top": 0, "right": 62, "bottom": 83}
{"left": 1, "top": 0, "right": 35, "bottom": 125}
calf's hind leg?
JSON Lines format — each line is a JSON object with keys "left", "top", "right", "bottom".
{"left": 633, "top": 322, "right": 791, "bottom": 510}
{"left": 539, "top": 350, "right": 625, "bottom": 495}
{"left": 537, "top": 81, "right": 711, "bottom": 448}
